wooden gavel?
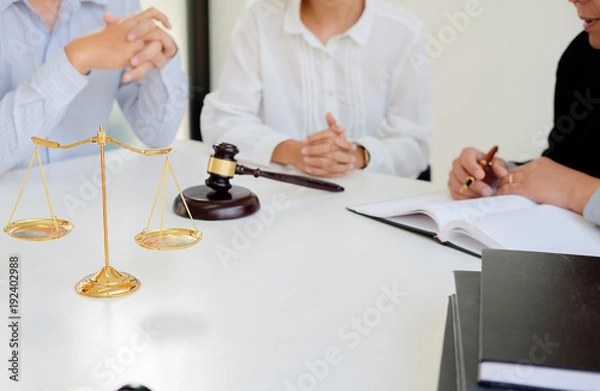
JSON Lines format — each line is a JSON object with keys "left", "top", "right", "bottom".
{"left": 173, "top": 142, "right": 344, "bottom": 220}
{"left": 117, "top": 385, "right": 152, "bottom": 391}
{"left": 205, "top": 142, "right": 345, "bottom": 193}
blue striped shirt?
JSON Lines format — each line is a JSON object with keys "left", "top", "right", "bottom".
{"left": 0, "top": 0, "right": 188, "bottom": 174}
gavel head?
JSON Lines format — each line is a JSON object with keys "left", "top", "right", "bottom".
{"left": 205, "top": 142, "right": 239, "bottom": 192}
{"left": 117, "top": 385, "right": 152, "bottom": 391}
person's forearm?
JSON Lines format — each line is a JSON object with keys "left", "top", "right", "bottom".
{"left": 272, "top": 140, "right": 304, "bottom": 167}
{"left": 64, "top": 37, "right": 93, "bottom": 75}
{"left": 0, "top": 50, "right": 88, "bottom": 174}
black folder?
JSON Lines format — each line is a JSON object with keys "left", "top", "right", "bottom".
{"left": 453, "top": 271, "right": 520, "bottom": 391}
{"left": 438, "top": 295, "right": 458, "bottom": 391}
{"left": 479, "top": 249, "right": 600, "bottom": 390}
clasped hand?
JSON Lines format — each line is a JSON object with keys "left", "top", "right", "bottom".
{"left": 300, "top": 113, "right": 359, "bottom": 178}
{"left": 65, "top": 8, "right": 177, "bottom": 82}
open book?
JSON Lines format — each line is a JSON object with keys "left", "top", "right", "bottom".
{"left": 347, "top": 193, "right": 600, "bottom": 257}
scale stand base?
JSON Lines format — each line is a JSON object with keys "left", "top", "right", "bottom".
{"left": 173, "top": 185, "right": 260, "bottom": 220}
{"left": 75, "top": 266, "right": 140, "bottom": 298}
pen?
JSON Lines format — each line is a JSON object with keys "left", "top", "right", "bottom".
{"left": 459, "top": 145, "right": 498, "bottom": 193}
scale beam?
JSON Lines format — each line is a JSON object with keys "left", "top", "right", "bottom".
{"left": 4, "top": 124, "right": 201, "bottom": 299}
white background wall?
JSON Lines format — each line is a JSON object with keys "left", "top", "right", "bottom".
{"left": 144, "top": 0, "right": 583, "bottom": 188}
{"left": 139, "top": 0, "right": 190, "bottom": 140}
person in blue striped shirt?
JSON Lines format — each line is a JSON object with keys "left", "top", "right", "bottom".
{"left": 0, "top": 0, "right": 188, "bottom": 174}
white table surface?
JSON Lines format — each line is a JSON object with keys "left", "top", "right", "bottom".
{"left": 0, "top": 140, "right": 480, "bottom": 391}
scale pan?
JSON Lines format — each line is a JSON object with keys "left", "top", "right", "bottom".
{"left": 3, "top": 218, "right": 74, "bottom": 241}
{"left": 134, "top": 228, "right": 202, "bottom": 251}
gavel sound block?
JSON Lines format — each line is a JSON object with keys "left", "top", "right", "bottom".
{"left": 173, "top": 142, "right": 344, "bottom": 220}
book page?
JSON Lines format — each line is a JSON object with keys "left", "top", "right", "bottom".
{"left": 348, "top": 192, "right": 451, "bottom": 234}
{"left": 438, "top": 230, "right": 489, "bottom": 257}
{"left": 424, "top": 195, "right": 535, "bottom": 230}
{"left": 446, "top": 204, "right": 600, "bottom": 256}
{"left": 348, "top": 192, "right": 450, "bottom": 218}
{"left": 349, "top": 193, "right": 535, "bottom": 236}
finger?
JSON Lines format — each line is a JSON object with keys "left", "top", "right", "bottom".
{"left": 332, "top": 134, "right": 356, "bottom": 152}
{"left": 302, "top": 143, "right": 334, "bottom": 157}
{"left": 122, "top": 61, "right": 154, "bottom": 83}
{"left": 329, "top": 120, "right": 346, "bottom": 135}
{"left": 305, "top": 129, "right": 337, "bottom": 144}
{"left": 331, "top": 125, "right": 345, "bottom": 135}
{"left": 496, "top": 169, "right": 522, "bottom": 190}
{"left": 302, "top": 139, "right": 353, "bottom": 157}
{"left": 451, "top": 158, "right": 492, "bottom": 197}
{"left": 329, "top": 150, "right": 356, "bottom": 165}
{"left": 449, "top": 186, "right": 472, "bottom": 200}
{"left": 448, "top": 168, "right": 475, "bottom": 200}
{"left": 303, "top": 146, "right": 356, "bottom": 165}
{"left": 452, "top": 162, "right": 494, "bottom": 198}
{"left": 132, "top": 7, "right": 172, "bottom": 29}
{"left": 126, "top": 18, "right": 157, "bottom": 42}
{"left": 448, "top": 169, "right": 483, "bottom": 199}
{"left": 137, "top": 28, "right": 178, "bottom": 59}
{"left": 490, "top": 158, "right": 509, "bottom": 178}
{"left": 303, "top": 158, "right": 350, "bottom": 177}
{"left": 326, "top": 112, "right": 336, "bottom": 128}
{"left": 305, "top": 156, "right": 355, "bottom": 174}
{"left": 308, "top": 128, "right": 353, "bottom": 151}
{"left": 459, "top": 147, "right": 487, "bottom": 180}
{"left": 130, "top": 40, "right": 162, "bottom": 67}
{"left": 304, "top": 166, "right": 347, "bottom": 178}
{"left": 103, "top": 12, "right": 120, "bottom": 25}
{"left": 150, "top": 53, "right": 168, "bottom": 69}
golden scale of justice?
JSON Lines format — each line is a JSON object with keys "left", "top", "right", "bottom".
{"left": 3, "top": 125, "right": 202, "bottom": 299}
{"left": 3, "top": 125, "right": 345, "bottom": 299}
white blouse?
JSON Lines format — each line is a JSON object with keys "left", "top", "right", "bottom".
{"left": 201, "top": 0, "right": 433, "bottom": 177}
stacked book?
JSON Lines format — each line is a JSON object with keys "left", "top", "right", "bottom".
{"left": 437, "top": 249, "right": 600, "bottom": 391}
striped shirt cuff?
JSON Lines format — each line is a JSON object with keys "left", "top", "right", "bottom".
{"left": 159, "top": 55, "right": 187, "bottom": 99}
{"left": 32, "top": 48, "right": 89, "bottom": 107}
{"left": 158, "top": 54, "right": 188, "bottom": 123}
{"left": 583, "top": 187, "right": 600, "bottom": 226}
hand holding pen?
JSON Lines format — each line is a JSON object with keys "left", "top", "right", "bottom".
{"left": 448, "top": 146, "right": 509, "bottom": 200}
{"left": 459, "top": 145, "right": 498, "bottom": 192}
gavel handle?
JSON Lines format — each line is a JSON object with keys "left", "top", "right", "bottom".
{"left": 236, "top": 165, "right": 344, "bottom": 192}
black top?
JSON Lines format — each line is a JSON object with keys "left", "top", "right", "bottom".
{"left": 543, "top": 31, "right": 600, "bottom": 178}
